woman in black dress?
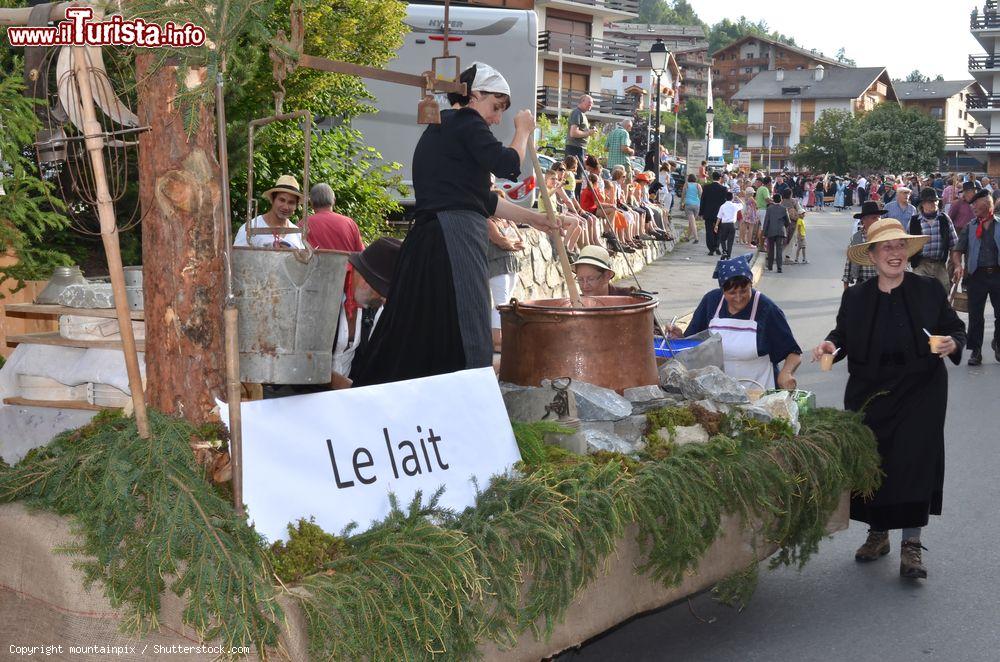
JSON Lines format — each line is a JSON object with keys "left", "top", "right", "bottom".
{"left": 352, "top": 63, "right": 564, "bottom": 386}
{"left": 813, "top": 218, "right": 966, "bottom": 579}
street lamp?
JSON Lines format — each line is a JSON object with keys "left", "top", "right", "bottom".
{"left": 705, "top": 105, "right": 714, "bottom": 140}
{"left": 649, "top": 38, "right": 669, "bottom": 169}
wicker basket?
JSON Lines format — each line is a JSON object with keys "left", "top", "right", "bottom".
{"left": 950, "top": 283, "right": 968, "bottom": 313}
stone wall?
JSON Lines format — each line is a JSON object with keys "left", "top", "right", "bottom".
{"left": 510, "top": 230, "right": 676, "bottom": 301}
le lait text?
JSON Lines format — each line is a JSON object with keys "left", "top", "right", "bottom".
{"left": 326, "top": 425, "right": 449, "bottom": 488}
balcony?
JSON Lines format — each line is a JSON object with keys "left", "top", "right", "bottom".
{"left": 968, "top": 54, "right": 1000, "bottom": 69}
{"left": 536, "top": 86, "right": 638, "bottom": 119}
{"left": 539, "top": 31, "right": 639, "bottom": 68}
{"left": 535, "top": 0, "right": 639, "bottom": 17}
{"left": 945, "top": 135, "right": 968, "bottom": 150}
{"left": 966, "top": 94, "right": 1000, "bottom": 109}
{"left": 738, "top": 56, "right": 769, "bottom": 67}
{"left": 730, "top": 122, "right": 792, "bottom": 135}
{"left": 964, "top": 133, "right": 1000, "bottom": 151}
{"left": 971, "top": 6, "right": 1000, "bottom": 29}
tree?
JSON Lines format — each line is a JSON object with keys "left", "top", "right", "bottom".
{"left": 849, "top": 103, "right": 945, "bottom": 173}
{"left": 632, "top": 0, "right": 704, "bottom": 26}
{"left": 707, "top": 17, "right": 798, "bottom": 54}
{"left": 904, "top": 70, "right": 931, "bottom": 83}
{"left": 792, "top": 109, "right": 857, "bottom": 174}
{"left": 835, "top": 47, "right": 856, "bottom": 66}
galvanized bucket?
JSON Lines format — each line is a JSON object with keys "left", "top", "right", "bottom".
{"left": 232, "top": 247, "right": 348, "bottom": 384}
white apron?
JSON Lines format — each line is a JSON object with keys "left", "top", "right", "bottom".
{"left": 708, "top": 290, "right": 775, "bottom": 390}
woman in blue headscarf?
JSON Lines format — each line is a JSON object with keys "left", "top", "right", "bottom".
{"left": 667, "top": 254, "right": 802, "bottom": 389}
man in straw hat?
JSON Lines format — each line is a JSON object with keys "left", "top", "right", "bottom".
{"left": 908, "top": 187, "right": 959, "bottom": 292}
{"left": 233, "top": 174, "right": 306, "bottom": 249}
{"left": 814, "top": 218, "right": 966, "bottom": 580}
{"left": 951, "top": 188, "right": 1000, "bottom": 366}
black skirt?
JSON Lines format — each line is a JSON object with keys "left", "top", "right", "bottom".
{"left": 350, "top": 211, "right": 491, "bottom": 386}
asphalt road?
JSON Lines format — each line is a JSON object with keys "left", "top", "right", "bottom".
{"left": 557, "top": 208, "right": 1000, "bottom": 662}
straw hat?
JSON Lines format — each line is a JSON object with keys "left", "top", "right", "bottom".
{"left": 262, "top": 174, "right": 304, "bottom": 203}
{"left": 847, "top": 218, "right": 929, "bottom": 267}
{"left": 572, "top": 245, "right": 614, "bottom": 274}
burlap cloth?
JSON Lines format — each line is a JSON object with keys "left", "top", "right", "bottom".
{"left": 0, "top": 503, "right": 308, "bottom": 661}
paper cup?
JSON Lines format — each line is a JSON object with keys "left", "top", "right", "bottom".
{"left": 929, "top": 335, "right": 947, "bottom": 354}
{"left": 820, "top": 353, "right": 835, "bottom": 371}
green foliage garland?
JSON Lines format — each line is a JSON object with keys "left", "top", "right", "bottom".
{"left": 0, "top": 411, "right": 282, "bottom": 656}
{"left": 0, "top": 407, "right": 880, "bottom": 660}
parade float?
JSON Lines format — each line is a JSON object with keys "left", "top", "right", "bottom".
{"left": 0, "top": 2, "right": 881, "bottom": 660}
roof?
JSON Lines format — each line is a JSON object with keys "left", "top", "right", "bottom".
{"left": 605, "top": 23, "right": 705, "bottom": 38}
{"left": 732, "top": 67, "right": 892, "bottom": 101}
{"left": 633, "top": 51, "right": 683, "bottom": 79}
{"left": 893, "top": 80, "right": 976, "bottom": 100}
{"left": 712, "top": 34, "right": 845, "bottom": 68}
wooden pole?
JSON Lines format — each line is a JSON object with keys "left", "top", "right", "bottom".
{"left": 71, "top": 46, "right": 150, "bottom": 438}
{"left": 215, "top": 66, "right": 244, "bottom": 516}
{"left": 527, "top": 136, "right": 582, "bottom": 307}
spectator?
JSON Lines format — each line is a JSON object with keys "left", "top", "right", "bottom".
{"left": 762, "top": 193, "right": 790, "bottom": 273}
{"left": 682, "top": 173, "right": 702, "bottom": 244}
{"left": 605, "top": 119, "right": 634, "bottom": 172}
{"left": 565, "top": 95, "right": 597, "bottom": 196}
{"left": 884, "top": 187, "right": 916, "bottom": 224}
{"left": 304, "top": 183, "right": 365, "bottom": 252}
{"left": 948, "top": 180, "right": 980, "bottom": 232}
{"left": 233, "top": 174, "right": 306, "bottom": 248}
{"left": 699, "top": 171, "right": 728, "bottom": 256}
{"left": 486, "top": 216, "right": 524, "bottom": 352}
{"left": 715, "top": 190, "right": 741, "bottom": 259}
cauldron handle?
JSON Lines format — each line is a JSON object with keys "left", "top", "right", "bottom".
{"left": 503, "top": 298, "right": 567, "bottom": 326}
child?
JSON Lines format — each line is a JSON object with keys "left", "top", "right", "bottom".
{"left": 793, "top": 212, "right": 807, "bottom": 263}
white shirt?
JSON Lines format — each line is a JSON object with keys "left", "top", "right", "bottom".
{"left": 717, "top": 200, "right": 743, "bottom": 224}
{"left": 333, "top": 299, "right": 384, "bottom": 377}
{"left": 233, "top": 215, "right": 305, "bottom": 249}
{"left": 858, "top": 177, "right": 868, "bottom": 189}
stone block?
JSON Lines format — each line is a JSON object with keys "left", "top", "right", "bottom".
{"left": 560, "top": 380, "right": 632, "bottom": 421}
{"left": 673, "top": 424, "right": 710, "bottom": 446}
{"left": 57, "top": 283, "right": 114, "bottom": 309}
{"left": 545, "top": 430, "right": 587, "bottom": 455}
{"left": 755, "top": 391, "right": 800, "bottom": 434}
{"left": 502, "top": 384, "right": 568, "bottom": 422}
{"left": 678, "top": 366, "right": 749, "bottom": 405}
{"left": 538, "top": 234, "right": 554, "bottom": 261}
{"left": 613, "top": 414, "right": 648, "bottom": 444}
{"left": 581, "top": 428, "right": 635, "bottom": 455}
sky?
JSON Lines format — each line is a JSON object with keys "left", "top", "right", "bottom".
{"left": 687, "top": 0, "right": 983, "bottom": 81}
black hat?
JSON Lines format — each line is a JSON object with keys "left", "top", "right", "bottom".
{"left": 962, "top": 180, "right": 982, "bottom": 192}
{"left": 971, "top": 188, "right": 993, "bottom": 204}
{"left": 919, "top": 187, "right": 940, "bottom": 203}
{"left": 348, "top": 237, "right": 402, "bottom": 298}
{"left": 853, "top": 200, "right": 890, "bottom": 220}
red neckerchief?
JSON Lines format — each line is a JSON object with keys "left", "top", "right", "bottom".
{"left": 976, "top": 215, "right": 992, "bottom": 239}
{"left": 343, "top": 265, "right": 359, "bottom": 339}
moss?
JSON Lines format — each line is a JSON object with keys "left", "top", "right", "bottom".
{"left": 269, "top": 518, "right": 348, "bottom": 584}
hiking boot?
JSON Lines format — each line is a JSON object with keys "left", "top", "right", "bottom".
{"left": 854, "top": 530, "right": 890, "bottom": 562}
{"left": 900, "top": 540, "right": 928, "bottom": 579}
{"left": 969, "top": 349, "right": 983, "bottom": 366}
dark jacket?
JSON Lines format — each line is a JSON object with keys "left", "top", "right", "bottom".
{"left": 698, "top": 181, "right": 728, "bottom": 221}
{"left": 762, "top": 203, "right": 790, "bottom": 238}
{"left": 826, "top": 272, "right": 966, "bottom": 381}
{"left": 908, "top": 212, "right": 955, "bottom": 267}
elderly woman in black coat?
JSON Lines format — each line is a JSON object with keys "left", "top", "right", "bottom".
{"left": 813, "top": 218, "right": 966, "bottom": 580}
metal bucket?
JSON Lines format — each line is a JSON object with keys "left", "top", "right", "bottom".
{"left": 232, "top": 247, "right": 349, "bottom": 384}
{"left": 498, "top": 295, "right": 659, "bottom": 394}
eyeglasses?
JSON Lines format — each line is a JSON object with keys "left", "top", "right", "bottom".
{"left": 722, "top": 277, "right": 751, "bottom": 291}
{"left": 575, "top": 274, "right": 608, "bottom": 286}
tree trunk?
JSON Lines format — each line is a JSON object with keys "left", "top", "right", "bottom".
{"left": 136, "top": 54, "right": 225, "bottom": 424}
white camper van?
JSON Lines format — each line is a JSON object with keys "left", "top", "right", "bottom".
{"left": 352, "top": 4, "right": 539, "bottom": 208}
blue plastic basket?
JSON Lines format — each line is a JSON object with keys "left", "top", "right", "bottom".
{"left": 653, "top": 336, "right": 702, "bottom": 358}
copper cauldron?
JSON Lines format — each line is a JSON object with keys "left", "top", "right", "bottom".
{"left": 498, "top": 295, "right": 659, "bottom": 394}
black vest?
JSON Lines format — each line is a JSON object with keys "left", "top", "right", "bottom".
{"left": 908, "top": 213, "right": 953, "bottom": 267}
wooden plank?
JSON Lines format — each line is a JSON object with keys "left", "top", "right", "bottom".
{"left": 0, "top": 278, "right": 59, "bottom": 359}
{"left": 3, "top": 397, "right": 113, "bottom": 411}
{"left": 4, "top": 303, "right": 144, "bottom": 320}
{"left": 6, "top": 331, "right": 145, "bottom": 351}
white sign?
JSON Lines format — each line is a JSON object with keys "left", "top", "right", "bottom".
{"left": 218, "top": 368, "right": 521, "bottom": 541}
{"left": 738, "top": 151, "right": 752, "bottom": 169}
{"left": 708, "top": 138, "right": 724, "bottom": 159}
{"left": 686, "top": 139, "right": 707, "bottom": 165}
